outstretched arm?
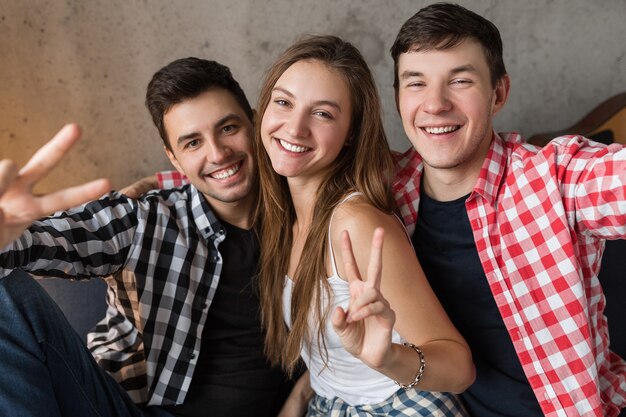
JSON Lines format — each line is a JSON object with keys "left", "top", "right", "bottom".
{"left": 0, "top": 123, "right": 110, "bottom": 248}
{"left": 119, "top": 174, "right": 158, "bottom": 198}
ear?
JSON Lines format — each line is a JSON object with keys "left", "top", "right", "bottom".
{"left": 394, "top": 88, "right": 400, "bottom": 115}
{"left": 492, "top": 74, "right": 511, "bottom": 116}
{"left": 164, "top": 146, "right": 184, "bottom": 174}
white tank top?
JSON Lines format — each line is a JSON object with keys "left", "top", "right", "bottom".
{"left": 282, "top": 192, "right": 405, "bottom": 405}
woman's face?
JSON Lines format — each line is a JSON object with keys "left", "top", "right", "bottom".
{"left": 261, "top": 59, "right": 352, "bottom": 183}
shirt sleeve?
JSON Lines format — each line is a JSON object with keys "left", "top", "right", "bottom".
{"left": 156, "top": 171, "right": 189, "bottom": 189}
{"left": 0, "top": 193, "right": 138, "bottom": 279}
{"left": 554, "top": 136, "right": 626, "bottom": 238}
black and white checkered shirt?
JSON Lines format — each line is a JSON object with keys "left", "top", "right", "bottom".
{"left": 1, "top": 185, "right": 229, "bottom": 406}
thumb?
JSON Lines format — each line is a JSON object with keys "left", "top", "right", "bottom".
{"left": 331, "top": 306, "right": 349, "bottom": 333}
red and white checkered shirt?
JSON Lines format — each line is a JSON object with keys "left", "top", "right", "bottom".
{"left": 156, "top": 132, "right": 626, "bottom": 416}
{"left": 394, "top": 132, "right": 626, "bottom": 417}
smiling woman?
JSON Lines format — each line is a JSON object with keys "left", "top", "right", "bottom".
{"left": 254, "top": 35, "right": 474, "bottom": 417}
{"left": 260, "top": 59, "right": 352, "bottom": 183}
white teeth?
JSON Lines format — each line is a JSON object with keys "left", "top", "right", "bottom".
{"left": 210, "top": 163, "right": 240, "bottom": 180}
{"left": 279, "top": 139, "right": 309, "bottom": 153}
{"left": 424, "top": 126, "right": 459, "bottom": 134}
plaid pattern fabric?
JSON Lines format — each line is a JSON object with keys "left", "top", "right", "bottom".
{"left": 156, "top": 170, "right": 185, "bottom": 189}
{"left": 0, "top": 185, "right": 226, "bottom": 406}
{"left": 306, "top": 389, "right": 468, "bottom": 417}
{"left": 393, "top": 132, "right": 626, "bottom": 417}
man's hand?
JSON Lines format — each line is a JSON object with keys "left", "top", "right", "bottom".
{"left": 0, "top": 123, "right": 110, "bottom": 248}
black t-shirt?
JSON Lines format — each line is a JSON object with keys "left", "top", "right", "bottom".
{"left": 164, "top": 221, "right": 292, "bottom": 417}
{"left": 412, "top": 192, "right": 542, "bottom": 417}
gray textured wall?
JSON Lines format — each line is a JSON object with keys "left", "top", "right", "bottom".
{"left": 1, "top": 0, "right": 625, "bottom": 191}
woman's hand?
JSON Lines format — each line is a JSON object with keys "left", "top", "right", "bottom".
{"left": 331, "top": 227, "right": 396, "bottom": 370}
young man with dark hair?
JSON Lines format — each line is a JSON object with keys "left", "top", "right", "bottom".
{"left": 0, "top": 57, "right": 294, "bottom": 417}
{"left": 391, "top": 3, "right": 626, "bottom": 417}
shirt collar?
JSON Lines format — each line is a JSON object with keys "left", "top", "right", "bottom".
{"left": 189, "top": 185, "right": 224, "bottom": 240}
{"left": 468, "top": 131, "right": 508, "bottom": 205}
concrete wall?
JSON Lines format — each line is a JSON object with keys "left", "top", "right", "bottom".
{"left": 1, "top": 0, "right": 624, "bottom": 191}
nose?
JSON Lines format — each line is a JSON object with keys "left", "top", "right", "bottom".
{"left": 286, "top": 109, "right": 310, "bottom": 138}
{"left": 422, "top": 84, "right": 452, "bottom": 114}
{"left": 206, "top": 139, "right": 233, "bottom": 164}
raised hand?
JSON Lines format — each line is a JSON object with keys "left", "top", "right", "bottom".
{"left": 0, "top": 123, "right": 110, "bottom": 248}
{"left": 331, "top": 227, "right": 396, "bottom": 370}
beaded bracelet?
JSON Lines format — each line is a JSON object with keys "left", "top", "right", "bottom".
{"left": 393, "top": 342, "right": 426, "bottom": 389}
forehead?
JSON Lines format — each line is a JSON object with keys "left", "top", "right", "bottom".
{"left": 275, "top": 59, "right": 350, "bottom": 102}
{"left": 164, "top": 88, "right": 250, "bottom": 135}
{"left": 398, "top": 38, "right": 490, "bottom": 75}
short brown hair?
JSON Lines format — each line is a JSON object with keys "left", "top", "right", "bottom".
{"left": 145, "top": 57, "right": 253, "bottom": 150}
{"left": 390, "top": 2, "right": 506, "bottom": 88}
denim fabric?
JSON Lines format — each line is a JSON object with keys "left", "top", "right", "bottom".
{"left": 0, "top": 271, "right": 173, "bottom": 417}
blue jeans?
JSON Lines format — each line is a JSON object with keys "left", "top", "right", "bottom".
{"left": 0, "top": 271, "right": 174, "bottom": 417}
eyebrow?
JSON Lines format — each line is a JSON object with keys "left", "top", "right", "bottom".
{"left": 175, "top": 113, "right": 243, "bottom": 146}
{"left": 272, "top": 86, "right": 343, "bottom": 112}
{"left": 400, "top": 64, "right": 478, "bottom": 80}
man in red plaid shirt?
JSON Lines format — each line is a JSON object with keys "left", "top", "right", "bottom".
{"left": 390, "top": 3, "right": 626, "bottom": 417}
{"left": 146, "top": 3, "right": 626, "bottom": 416}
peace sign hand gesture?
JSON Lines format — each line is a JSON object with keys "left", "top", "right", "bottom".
{"left": 0, "top": 124, "right": 110, "bottom": 248}
{"left": 331, "top": 227, "right": 396, "bottom": 370}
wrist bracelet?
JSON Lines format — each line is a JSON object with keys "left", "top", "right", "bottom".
{"left": 393, "top": 342, "right": 426, "bottom": 389}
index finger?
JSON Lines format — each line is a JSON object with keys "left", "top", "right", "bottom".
{"left": 18, "top": 123, "right": 82, "bottom": 185}
{"left": 340, "top": 229, "right": 362, "bottom": 284}
{"left": 0, "top": 159, "right": 19, "bottom": 197}
{"left": 37, "top": 178, "right": 111, "bottom": 217}
{"left": 366, "top": 227, "right": 384, "bottom": 290}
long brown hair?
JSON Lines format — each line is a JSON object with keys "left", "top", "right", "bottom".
{"left": 255, "top": 35, "right": 395, "bottom": 375}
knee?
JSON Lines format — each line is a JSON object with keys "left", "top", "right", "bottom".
{"left": 0, "top": 270, "right": 45, "bottom": 305}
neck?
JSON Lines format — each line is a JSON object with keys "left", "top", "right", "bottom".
{"left": 422, "top": 135, "right": 492, "bottom": 202}
{"left": 288, "top": 177, "right": 321, "bottom": 229}
{"left": 422, "top": 167, "right": 477, "bottom": 201}
{"left": 210, "top": 194, "right": 256, "bottom": 230}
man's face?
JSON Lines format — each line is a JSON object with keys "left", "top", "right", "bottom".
{"left": 396, "top": 38, "right": 508, "bottom": 180}
{"left": 164, "top": 88, "right": 256, "bottom": 213}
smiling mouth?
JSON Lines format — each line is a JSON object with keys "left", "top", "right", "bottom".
{"left": 422, "top": 125, "right": 461, "bottom": 135}
{"left": 278, "top": 138, "right": 311, "bottom": 153}
{"left": 207, "top": 161, "right": 242, "bottom": 180}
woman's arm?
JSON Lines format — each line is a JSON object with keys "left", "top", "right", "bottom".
{"left": 276, "top": 370, "right": 313, "bottom": 417}
{"left": 330, "top": 199, "right": 475, "bottom": 394}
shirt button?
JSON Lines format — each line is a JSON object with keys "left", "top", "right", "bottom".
{"left": 189, "top": 352, "right": 196, "bottom": 359}
{"left": 202, "top": 303, "right": 208, "bottom": 309}
{"left": 543, "top": 392, "right": 551, "bottom": 402}
{"left": 210, "top": 255, "right": 218, "bottom": 262}
{"left": 219, "top": 227, "right": 225, "bottom": 235}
